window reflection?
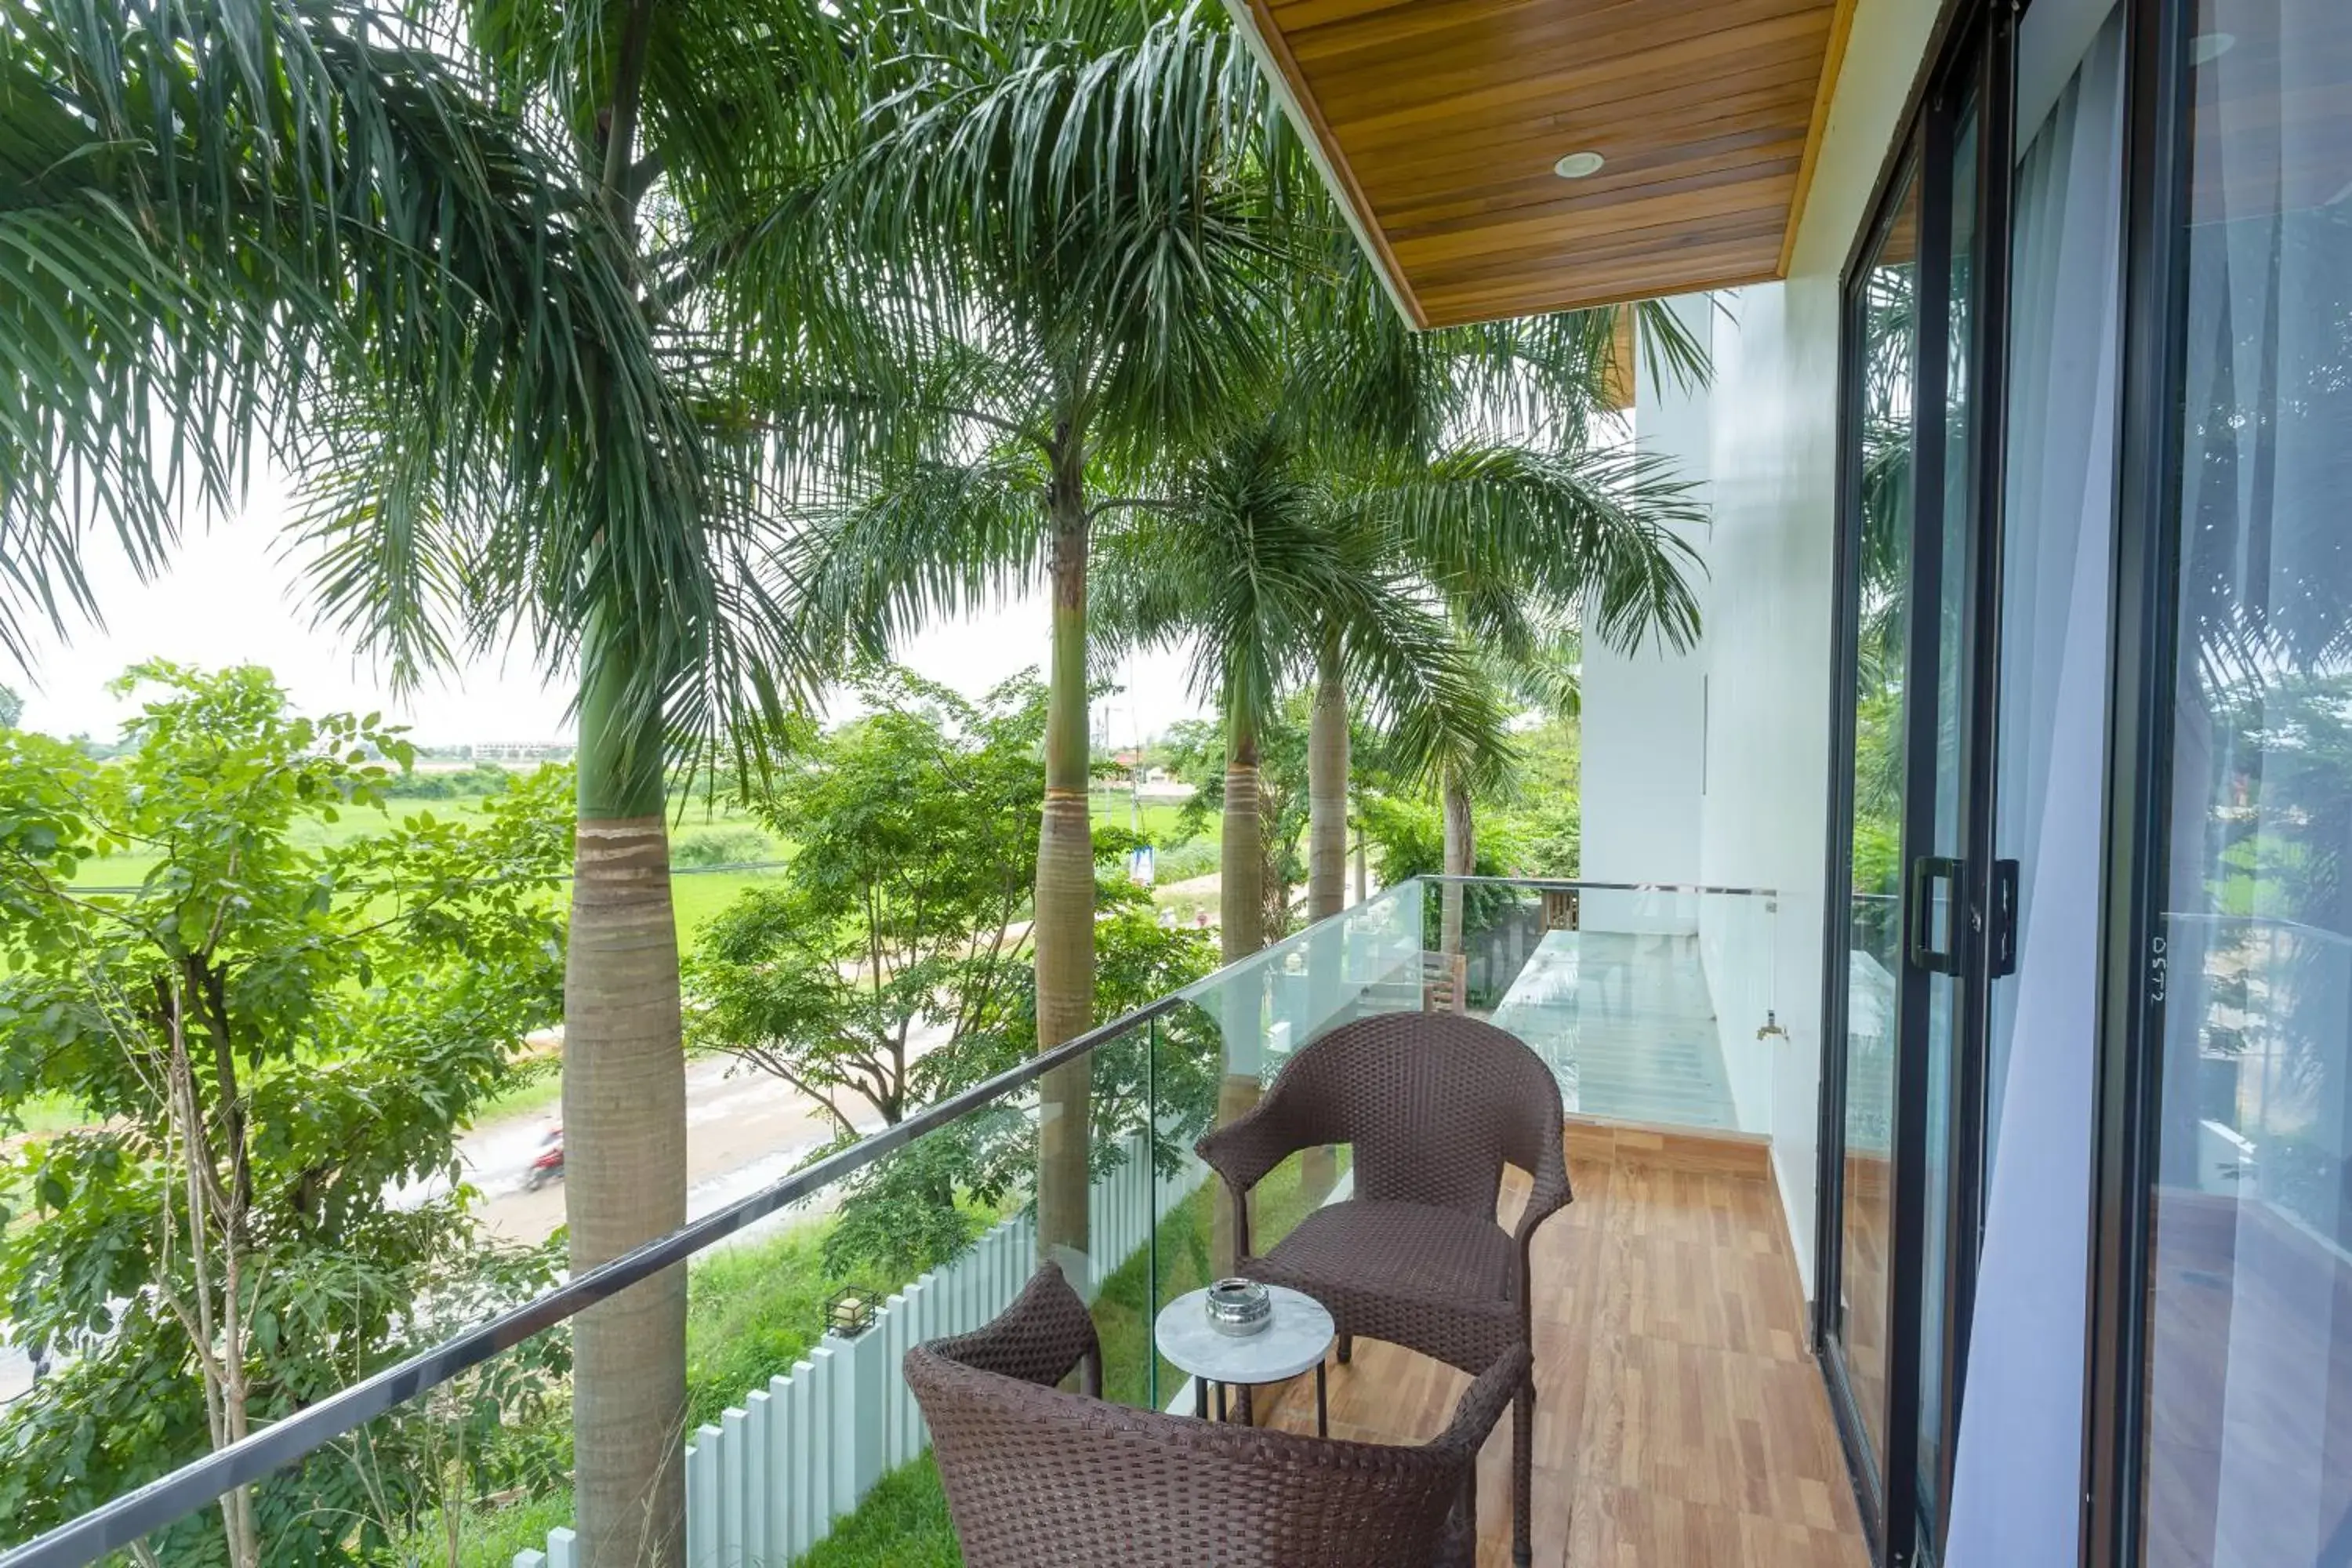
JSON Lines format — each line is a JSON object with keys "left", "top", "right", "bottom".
{"left": 2143, "top": 2, "right": 2352, "bottom": 1563}
{"left": 1840, "top": 165, "right": 1922, "bottom": 1462}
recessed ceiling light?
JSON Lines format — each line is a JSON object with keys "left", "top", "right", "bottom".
{"left": 1553, "top": 151, "right": 1606, "bottom": 180}
{"left": 2191, "top": 31, "right": 2236, "bottom": 65}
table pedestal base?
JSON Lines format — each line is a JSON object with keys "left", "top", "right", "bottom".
{"left": 1191, "top": 1359, "right": 1327, "bottom": 1437}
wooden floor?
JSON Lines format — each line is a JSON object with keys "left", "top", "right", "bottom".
{"left": 1251, "top": 1123, "right": 1871, "bottom": 1568}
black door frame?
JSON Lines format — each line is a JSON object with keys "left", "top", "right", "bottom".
{"left": 1813, "top": 5, "right": 2018, "bottom": 1563}
{"left": 1820, "top": 0, "right": 2247, "bottom": 1562}
{"left": 2078, "top": 0, "right": 2193, "bottom": 1562}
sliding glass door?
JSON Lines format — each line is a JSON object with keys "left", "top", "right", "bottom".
{"left": 1820, "top": 14, "right": 2014, "bottom": 1563}
{"left": 1825, "top": 157, "right": 1921, "bottom": 1508}
{"left": 2082, "top": 0, "right": 2352, "bottom": 1563}
{"left": 1828, "top": 1, "right": 2352, "bottom": 1563}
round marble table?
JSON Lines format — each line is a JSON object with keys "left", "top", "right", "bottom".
{"left": 1154, "top": 1284, "right": 1335, "bottom": 1435}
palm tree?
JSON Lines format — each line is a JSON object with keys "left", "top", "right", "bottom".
{"left": 1094, "top": 411, "right": 1492, "bottom": 1265}
{"left": 1096, "top": 414, "right": 1490, "bottom": 962}
{"left": 784, "top": 0, "right": 1301, "bottom": 1275}
{"left": 1288, "top": 258, "right": 1711, "bottom": 923}
{"left": 5, "top": 5, "right": 841, "bottom": 1562}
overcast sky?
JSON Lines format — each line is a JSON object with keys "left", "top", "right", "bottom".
{"left": 8, "top": 477, "right": 1210, "bottom": 748}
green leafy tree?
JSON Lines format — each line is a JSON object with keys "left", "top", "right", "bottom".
{"left": 1508, "top": 716, "right": 1584, "bottom": 878}
{"left": 684, "top": 670, "right": 1046, "bottom": 1138}
{"left": 0, "top": 684, "right": 19, "bottom": 729}
{"left": 0, "top": 666, "right": 572, "bottom": 1566}
{"left": 818, "top": 866, "right": 1220, "bottom": 1285}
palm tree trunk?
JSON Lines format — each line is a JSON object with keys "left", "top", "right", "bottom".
{"left": 1034, "top": 454, "right": 1096, "bottom": 1279}
{"left": 1441, "top": 767, "right": 1475, "bottom": 956}
{"left": 567, "top": 633, "right": 688, "bottom": 1568}
{"left": 1307, "top": 626, "right": 1349, "bottom": 922}
{"left": 1213, "top": 706, "right": 1267, "bottom": 1276}
{"left": 1301, "top": 639, "right": 1345, "bottom": 1203}
{"left": 1221, "top": 710, "right": 1265, "bottom": 967}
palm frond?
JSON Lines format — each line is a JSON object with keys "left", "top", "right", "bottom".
{"left": 1380, "top": 442, "right": 1707, "bottom": 655}
{"left": 3, "top": 0, "right": 695, "bottom": 699}
{"left": 790, "top": 447, "right": 1049, "bottom": 662}
{"left": 831, "top": 0, "right": 1295, "bottom": 466}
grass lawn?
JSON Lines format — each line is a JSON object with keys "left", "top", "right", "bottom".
{"left": 685, "top": 1221, "right": 851, "bottom": 1429}
{"left": 1088, "top": 1149, "right": 1342, "bottom": 1407}
{"left": 443, "top": 1457, "right": 965, "bottom": 1568}
{"left": 669, "top": 864, "right": 790, "bottom": 945}
{"left": 468, "top": 1065, "right": 565, "bottom": 1126}
{"left": 62, "top": 793, "right": 781, "bottom": 946}
{"left": 426, "top": 1491, "right": 580, "bottom": 1568}
{"left": 8, "top": 1090, "right": 100, "bottom": 1138}
{"left": 1087, "top": 789, "right": 1199, "bottom": 843}
{"left": 797, "top": 1457, "right": 962, "bottom": 1568}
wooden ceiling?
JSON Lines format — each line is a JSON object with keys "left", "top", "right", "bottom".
{"left": 1233, "top": 0, "right": 1857, "bottom": 327}
{"left": 2187, "top": 0, "right": 2352, "bottom": 220}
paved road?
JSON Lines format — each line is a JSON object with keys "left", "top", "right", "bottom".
{"left": 405, "top": 1051, "right": 890, "bottom": 1247}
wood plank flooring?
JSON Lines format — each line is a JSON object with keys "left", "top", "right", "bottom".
{"left": 1248, "top": 1123, "right": 1869, "bottom": 1568}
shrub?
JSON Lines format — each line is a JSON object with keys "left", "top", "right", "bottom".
{"left": 671, "top": 826, "right": 775, "bottom": 868}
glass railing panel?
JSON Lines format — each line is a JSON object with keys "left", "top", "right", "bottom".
{"left": 1434, "top": 878, "right": 1780, "bottom": 1137}
{"left": 677, "top": 1029, "right": 1164, "bottom": 1568}
{"left": 8, "top": 871, "right": 1795, "bottom": 1566}
{"left": 0, "top": 1308, "right": 572, "bottom": 1568}
{"left": 619, "top": 1027, "right": 1165, "bottom": 1566}
{"left": 1147, "top": 884, "right": 1425, "bottom": 1408}
{"left": 0, "top": 1014, "right": 1168, "bottom": 1568}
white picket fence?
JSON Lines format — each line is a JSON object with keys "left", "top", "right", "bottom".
{"left": 514, "top": 1128, "right": 1210, "bottom": 1568}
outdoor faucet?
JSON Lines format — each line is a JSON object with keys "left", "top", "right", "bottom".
{"left": 1755, "top": 1011, "right": 1788, "bottom": 1042}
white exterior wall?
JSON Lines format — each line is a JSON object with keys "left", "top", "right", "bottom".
{"left": 1580, "top": 296, "right": 1709, "bottom": 938}
{"left": 1690, "top": 275, "right": 1841, "bottom": 1294}
{"left": 1587, "top": 0, "right": 1946, "bottom": 1288}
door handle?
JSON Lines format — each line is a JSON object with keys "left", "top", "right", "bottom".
{"left": 1908, "top": 855, "right": 1964, "bottom": 975}
{"left": 1989, "top": 858, "right": 2020, "bottom": 978}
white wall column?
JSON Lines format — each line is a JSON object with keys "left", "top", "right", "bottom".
{"left": 1579, "top": 292, "right": 1711, "bottom": 935}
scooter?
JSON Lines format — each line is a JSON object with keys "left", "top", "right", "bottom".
{"left": 524, "top": 1124, "right": 564, "bottom": 1191}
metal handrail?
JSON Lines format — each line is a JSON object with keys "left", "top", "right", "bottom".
{"left": 67, "top": 858, "right": 794, "bottom": 898}
{"left": 0, "top": 993, "right": 1186, "bottom": 1568}
{"left": 3, "top": 869, "right": 1768, "bottom": 1564}
{"left": 1422, "top": 873, "right": 1780, "bottom": 898}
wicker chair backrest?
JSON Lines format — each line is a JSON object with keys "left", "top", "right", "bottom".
{"left": 1269, "top": 1011, "right": 1564, "bottom": 1218}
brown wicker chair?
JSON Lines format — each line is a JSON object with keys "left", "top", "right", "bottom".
{"left": 1195, "top": 1011, "right": 1571, "bottom": 1566}
{"left": 906, "top": 1262, "right": 1527, "bottom": 1567}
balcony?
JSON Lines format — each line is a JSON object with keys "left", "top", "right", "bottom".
{"left": 0, "top": 877, "right": 1861, "bottom": 1568}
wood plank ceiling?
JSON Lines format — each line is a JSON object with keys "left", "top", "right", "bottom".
{"left": 1232, "top": 0, "right": 1857, "bottom": 327}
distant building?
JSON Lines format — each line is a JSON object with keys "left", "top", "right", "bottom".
{"left": 467, "top": 741, "right": 575, "bottom": 763}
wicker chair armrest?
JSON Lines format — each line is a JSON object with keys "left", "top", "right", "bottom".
{"left": 922, "top": 1263, "right": 1101, "bottom": 1396}
{"left": 1512, "top": 1142, "right": 1573, "bottom": 1250}
{"left": 1193, "top": 1086, "right": 1315, "bottom": 1197}
{"left": 1435, "top": 1341, "right": 1532, "bottom": 1457}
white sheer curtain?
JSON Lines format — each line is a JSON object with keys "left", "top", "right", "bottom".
{"left": 1943, "top": 10, "right": 2123, "bottom": 1566}
{"left": 2143, "top": 1, "right": 2352, "bottom": 1561}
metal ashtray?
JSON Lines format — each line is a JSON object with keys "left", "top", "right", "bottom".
{"left": 1204, "top": 1277, "right": 1272, "bottom": 1338}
